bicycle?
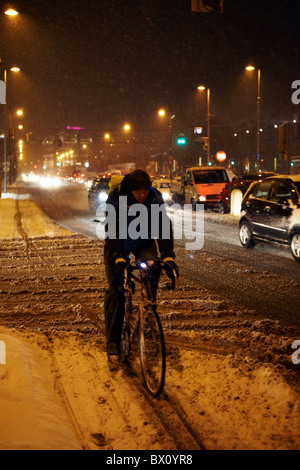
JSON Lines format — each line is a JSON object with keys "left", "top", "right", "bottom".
{"left": 119, "top": 259, "right": 176, "bottom": 398}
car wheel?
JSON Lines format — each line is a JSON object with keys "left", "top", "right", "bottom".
{"left": 290, "top": 232, "right": 300, "bottom": 262}
{"left": 218, "top": 201, "right": 227, "bottom": 214}
{"left": 239, "top": 220, "right": 255, "bottom": 249}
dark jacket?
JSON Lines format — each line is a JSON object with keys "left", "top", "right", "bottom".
{"left": 105, "top": 174, "right": 175, "bottom": 260}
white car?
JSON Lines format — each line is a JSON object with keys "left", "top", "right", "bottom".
{"left": 153, "top": 178, "right": 173, "bottom": 204}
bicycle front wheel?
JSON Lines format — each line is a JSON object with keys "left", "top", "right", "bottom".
{"left": 139, "top": 305, "right": 166, "bottom": 397}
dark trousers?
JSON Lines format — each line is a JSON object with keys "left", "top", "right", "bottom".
{"left": 104, "top": 242, "right": 160, "bottom": 352}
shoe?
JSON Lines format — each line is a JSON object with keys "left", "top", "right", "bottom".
{"left": 108, "top": 355, "right": 120, "bottom": 364}
{"left": 107, "top": 343, "right": 120, "bottom": 364}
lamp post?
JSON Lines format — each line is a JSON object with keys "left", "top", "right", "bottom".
{"left": 197, "top": 85, "right": 211, "bottom": 165}
{"left": 123, "top": 122, "right": 136, "bottom": 164}
{"left": 158, "top": 108, "right": 175, "bottom": 180}
{"left": 2, "top": 66, "right": 20, "bottom": 193}
{"left": 245, "top": 65, "right": 261, "bottom": 161}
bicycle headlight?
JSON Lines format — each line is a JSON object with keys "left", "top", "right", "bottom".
{"left": 99, "top": 191, "right": 108, "bottom": 202}
{"left": 162, "top": 191, "right": 171, "bottom": 201}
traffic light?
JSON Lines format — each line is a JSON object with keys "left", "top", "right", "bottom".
{"left": 177, "top": 134, "right": 187, "bottom": 145}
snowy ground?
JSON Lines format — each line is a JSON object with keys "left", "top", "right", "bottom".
{"left": 0, "top": 193, "right": 299, "bottom": 450}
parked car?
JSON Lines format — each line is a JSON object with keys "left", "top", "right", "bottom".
{"left": 218, "top": 172, "right": 278, "bottom": 214}
{"left": 239, "top": 175, "right": 300, "bottom": 261}
{"left": 88, "top": 175, "right": 111, "bottom": 211}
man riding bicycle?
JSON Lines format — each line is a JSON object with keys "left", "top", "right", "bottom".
{"left": 104, "top": 169, "right": 178, "bottom": 363}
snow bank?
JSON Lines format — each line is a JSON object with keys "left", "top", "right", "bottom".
{"left": 0, "top": 198, "right": 82, "bottom": 449}
{"left": 1, "top": 193, "right": 31, "bottom": 200}
{"left": 0, "top": 327, "right": 81, "bottom": 450}
{"left": 0, "top": 197, "right": 74, "bottom": 240}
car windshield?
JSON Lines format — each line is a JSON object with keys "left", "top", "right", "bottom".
{"left": 193, "top": 170, "right": 228, "bottom": 185}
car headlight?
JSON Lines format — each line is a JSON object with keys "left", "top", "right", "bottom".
{"left": 198, "top": 195, "right": 206, "bottom": 202}
{"left": 99, "top": 191, "right": 108, "bottom": 202}
{"left": 162, "top": 191, "right": 171, "bottom": 201}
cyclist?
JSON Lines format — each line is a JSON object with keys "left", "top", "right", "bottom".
{"left": 104, "top": 169, "right": 179, "bottom": 363}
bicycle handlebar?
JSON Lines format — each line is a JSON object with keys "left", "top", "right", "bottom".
{"left": 125, "top": 259, "right": 177, "bottom": 290}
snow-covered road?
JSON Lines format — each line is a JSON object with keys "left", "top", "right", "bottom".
{"left": 0, "top": 185, "right": 299, "bottom": 450}
{"left": 26, "top": 181, "right": 300, "bottom": 328}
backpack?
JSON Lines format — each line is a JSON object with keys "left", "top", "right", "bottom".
{"left": 108, "top": 175, "right": 124, "bottom": 194}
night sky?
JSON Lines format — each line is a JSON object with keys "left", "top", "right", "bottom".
{"left": 1, "top": 0, "right": 299, "bottom": 140}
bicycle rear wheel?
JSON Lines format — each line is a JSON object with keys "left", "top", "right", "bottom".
{"left": 120, "top": 291, "right": 132, "bottom": 363}
{"left": 139, "top": 304, "right": 166, "bottom": 397}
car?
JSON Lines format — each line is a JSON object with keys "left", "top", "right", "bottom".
{"left": 218, "top": 179, "right": 251, "bottom": 213}
{"left": 218, "top": 172, "right": 278, "bottom": 214}
{"left": 88, "top": 175, "right": 111, "bottom": 211}
{"left": 85, "top": 174, "right": 99, "bottom": 189}
{"left": 152, "top": 178, "right": 173, "bottom": 204}
{"left": 239, "top": 174, "right": 300, "bottom": 261}
{"left": 172, "top": 166, "right": 235, "bottom": 209}
{"left": 72, "top": 170, "right": 86, "bottom": 183}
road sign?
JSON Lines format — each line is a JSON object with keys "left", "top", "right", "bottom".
{"left": 216, "top": 151, "right": 227, "bottom": 162}
{"left": 194, "top": 127, "right": 203, "bottom": 134}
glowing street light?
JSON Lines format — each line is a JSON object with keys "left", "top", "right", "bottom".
{"left": 197, "top": 85, "right": 211, "bottom": 164}
{"left": 245, "top": 64, "right": 261, "bottom": 159}
{"left": 4, "top": 9, "right": 19, "bottom": 16}
{"left": 158, "top": 108, "right": 176, "bottom": 179}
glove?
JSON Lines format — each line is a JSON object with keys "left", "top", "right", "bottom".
{"left": 163, "top": 257, "right": 179, "bottom": 279}
{"left": 114, "top": 257, "right": 127, "bottom": 279}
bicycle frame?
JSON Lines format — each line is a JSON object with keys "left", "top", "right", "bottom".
{"left": 123, "top": 261, "right": 155, "bottom": 346}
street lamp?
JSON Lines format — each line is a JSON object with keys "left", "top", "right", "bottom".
{"left": 245, "top": 65, "right": 261, "bottom": 161}
{"left": 197, "top": 85, "right": 211, "bottom": 165}
{"left": 4, "top": 9, "right": 19, "bottom": 16}
{"left": 2, "top": 66, "right": 20, "bottom": 193}
{"left": 123, "top": 122, "right": 136, "bottom": 162}
{"left": 158, "top": 108, "right": 175, "bottom": 179}
{"left": 123, "top": 123, "right": 131, "bottom": 132}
